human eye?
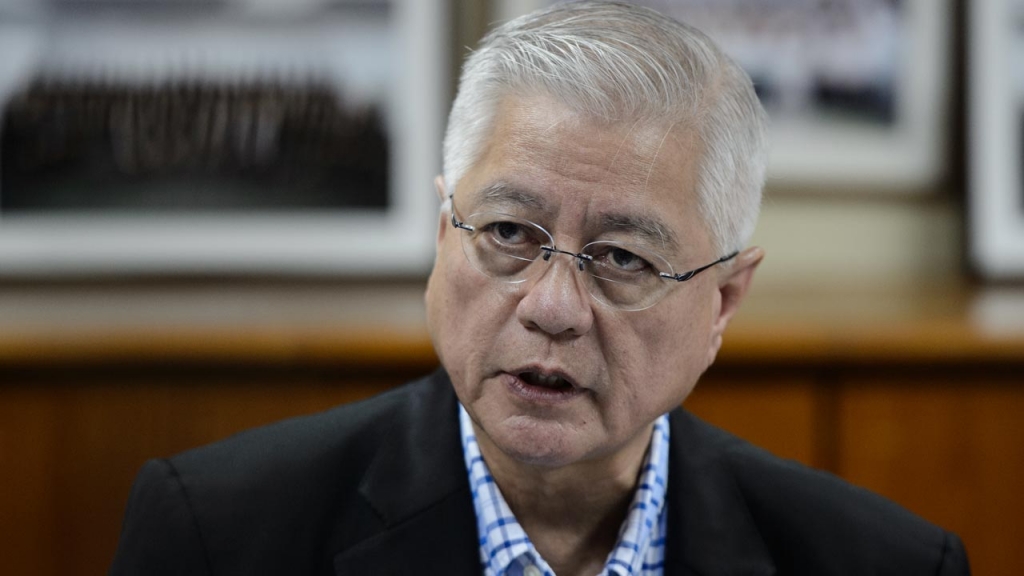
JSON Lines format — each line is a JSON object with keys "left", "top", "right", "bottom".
{"left": 482, "top": 220, "right": 531, "bottom": 245}
{"left": 476, "top": 217, "right": 544, "bottom": 250}
{"left": 592, "top": 245, "right": 653, "bottom": 274}
{"left": 607, "top": 247, "right": 649, "bottom": 271}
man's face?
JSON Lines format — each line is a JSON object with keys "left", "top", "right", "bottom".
{"left": 426, "top": 94, "right": 748, "bottom": 470}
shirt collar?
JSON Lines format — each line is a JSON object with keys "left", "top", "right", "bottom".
{"left": 459, "top": 404, "right": 670, "bottom": 576}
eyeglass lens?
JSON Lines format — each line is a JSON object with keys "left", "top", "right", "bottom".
{"left": 457, "top": 211, "right": 673, "bottom": 310}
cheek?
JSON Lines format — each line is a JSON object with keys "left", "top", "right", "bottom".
{"left": 426, "top": 244, "right": 466, "bottom": 366}
{"left": 426, "top": 242, "right": 516, "bottom": 380}
{"left": 616, "top": 292, "right": 716, "bottom": 408}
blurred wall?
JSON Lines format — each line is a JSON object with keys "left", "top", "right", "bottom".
{"left": 753, "top": 194, "right": 961, "bottom": 291}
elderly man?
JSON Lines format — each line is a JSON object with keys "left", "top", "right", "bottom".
{"left": 111, "top": 2, "right": 969, "bottom": 575}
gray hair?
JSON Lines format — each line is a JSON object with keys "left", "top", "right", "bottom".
{"left": 441, "top": 0, "right": 769, "bottom": 255}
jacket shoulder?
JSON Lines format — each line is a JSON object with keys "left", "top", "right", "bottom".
{"left": 122, "top": 373, "right": 448, "bottom": 574}
{"left": 672, "top": 409, "right": 969, "bottom": 575}
{"left": 172, "top": 374, "right": 426, "bottom": 484}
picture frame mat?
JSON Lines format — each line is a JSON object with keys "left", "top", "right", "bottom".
{"left": 969, "top": 0, "right": 1024, "bottom": 279}
{"left": 0, "top": 0, "right": 447, "bottom": 276}
{"left": 492, "top": 0, "right": 951, "bottom": 192}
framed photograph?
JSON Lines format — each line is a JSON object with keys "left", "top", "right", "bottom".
{"left": 0, "top": 0, "right": 447, "bottom": 276}
{"left": 969, "top": 0, "right": 1024, "bottom": 280}
{"left": 494, "top": 0, "right": 951, "bottom": 192}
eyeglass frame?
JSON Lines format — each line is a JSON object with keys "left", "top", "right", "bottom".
{"left": 447, "top": 194, "right": 739, "bottom": 307}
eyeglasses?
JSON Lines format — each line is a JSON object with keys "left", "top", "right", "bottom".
{"left": 449, "top": 195, "right": 738, "bottom": 311}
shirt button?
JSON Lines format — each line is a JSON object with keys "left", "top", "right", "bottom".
{"left": 524, "top": 566, "right": 542, "bottom": 576}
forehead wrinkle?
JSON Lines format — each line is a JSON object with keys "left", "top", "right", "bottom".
{"left": 604, "top": 117, "right": 644, "bottom": 176}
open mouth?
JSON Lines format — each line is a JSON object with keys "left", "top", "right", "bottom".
{"left": 518, "top": 371, "right": 575, "bottom": 391}
{"left": 502, "top": 368, "right": 588, "bottom": 403}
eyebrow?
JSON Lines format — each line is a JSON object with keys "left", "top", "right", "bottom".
{"left": 599, "top": 213, "right": 679, "bottom": 253}
{"left": 469, "top": 181, "right": 679, "bottom": 252}
{"left": 475, "top": 182, "right": 549, "bottom": 212}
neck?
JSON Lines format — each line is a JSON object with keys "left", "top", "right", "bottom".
{"left": 473, "top": 421, "right": 654, "bottom": 576}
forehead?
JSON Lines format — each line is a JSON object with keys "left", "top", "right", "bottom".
{"left": 466, "top": 95, "right": 701, "bottom": 213}
{"left": 459, "top": 94, "right": 708, "bottom": 251}
{"left": 483, "top": 95, "right": 696, "bottom": 184}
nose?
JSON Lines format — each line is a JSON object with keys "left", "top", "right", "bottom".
{"left": 515, "top": 252, "right": 595, "bottom": 337}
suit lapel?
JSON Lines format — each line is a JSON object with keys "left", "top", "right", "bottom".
{"left": 333, "top": 371, "right": 480, "bottom": 575}
{"left": 665, "top": 409, "right": 776, "bottom": 576}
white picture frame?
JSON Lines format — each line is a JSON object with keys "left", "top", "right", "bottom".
{"left": 969, "top": 0, "right": 1024, "bottom": 280}
{"left": 0, "top": 0, "right": 446, "bottom": 276}
{"left": 493, "top": 0, "right": 952, "bottom": 192}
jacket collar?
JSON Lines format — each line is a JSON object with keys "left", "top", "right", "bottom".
{"left": 333, "top": 370, "right": 480, "bottom": 575}
{"left": 334, "top": 370, "right": 776, "bottom": 576}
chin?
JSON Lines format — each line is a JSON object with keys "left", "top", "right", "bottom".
{"left": 487, "top": 416, "right": 592, "bottom": 468}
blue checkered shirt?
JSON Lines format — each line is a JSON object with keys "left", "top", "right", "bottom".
{"left": 459, "top": 405, "right": 670, "bottom": 576}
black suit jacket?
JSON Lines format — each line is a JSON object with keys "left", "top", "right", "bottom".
{"left": 110, "top": 370, "right": 969, "bottom": 575}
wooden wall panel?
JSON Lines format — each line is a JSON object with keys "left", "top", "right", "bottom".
{"left": 0, "top": 387, "right": 60, "bottom": 576}
{"left": 684, "top": 377, "right": 823, "bottom": 469}
{"left": 838, "top": 379, "right": 1024, "bottom": 576}
{"left": 0, "top": 376, "right": 403, "bottom": 576}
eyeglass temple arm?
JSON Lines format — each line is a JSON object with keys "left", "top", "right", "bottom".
{"left": 660, "top": 251, "right": 740, "bottom": 282}
{"left": 450, "top": 199, "right": 475, "bottom": 231}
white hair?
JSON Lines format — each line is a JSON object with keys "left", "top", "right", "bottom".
{"left": 442, "top": 0, "right": 769, "bottom": 255}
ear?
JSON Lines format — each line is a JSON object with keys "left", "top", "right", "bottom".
{"left": 706, "top": 246, "right": 763, "bottom": 366}
{"left": 433, "top": 175, "right": 449, "bottom": 247}
{"left": 433, "top": 175, "right": 447, "bottom": 202}
{"left": 425, "top": 176, "right": 449, "bottom": 311}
